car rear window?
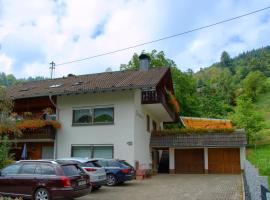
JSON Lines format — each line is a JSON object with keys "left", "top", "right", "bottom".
{"left": 62, "top": 164, "right": 84, "bottom": 176}
{"left": 107, "top": 160, "right": 122, "bottom": 167}
{"left": 83, "top": 161, "right": 101, "bottom": 167}
{"left": 119, "top": 161, "right": 133, "bottom": 168}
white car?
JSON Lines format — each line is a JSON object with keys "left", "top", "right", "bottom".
{"left": 56, "top": 158, "right": 107, "bottom": 190}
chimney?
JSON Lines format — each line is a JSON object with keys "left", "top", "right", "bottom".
{"left": 139, "top": 53, "right": 150, "bottom": 70}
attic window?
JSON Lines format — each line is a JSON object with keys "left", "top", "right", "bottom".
{"left": 49, "top": 84, "right": 62, "bottom": 88}
{"left": 72, "top": 81, "right": 84, "bottom": 86}
{"left": 19, "top": 88, "right": 30, "bottom": 92}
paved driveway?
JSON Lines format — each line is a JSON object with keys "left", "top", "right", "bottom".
{"left": 78, "top": 174, "right": 243, "bottom": 200}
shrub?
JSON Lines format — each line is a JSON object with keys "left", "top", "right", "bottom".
{"left": 0, "top": 136, "right": 14, "bottom": 169}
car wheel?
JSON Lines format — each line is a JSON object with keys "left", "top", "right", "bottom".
{"left": 35, "top": 188, "right": 50, "bottom": 200}
{"left": 93, "top": 185, "right": 101, "bottom": 190}
{"left": 106, "top": 174, "right": 117, "bottom": 186}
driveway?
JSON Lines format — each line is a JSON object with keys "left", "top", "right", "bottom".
{"left": 78, "top": 174, "right": 243, "bottom": 200}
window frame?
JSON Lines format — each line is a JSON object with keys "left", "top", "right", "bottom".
{"left": 71, "top": 145, "right": 114, "bottom": 159}
{"left": 93, "top": 107, "right": 114, "bottom": 125}
{"left": 72, "top": 108, "right": 93, "bottom": 125}
{"left": 146, "top": 115, "right": 150, "bottom": 132}
{"left": 72, "top": 106, "right": 114, "bottom": 126}
{"left": 152, "top": 120, "right": 157, "bottom": 131}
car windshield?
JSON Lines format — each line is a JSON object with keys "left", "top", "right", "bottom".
{"left": 1, "top": 164, "right": 21, "bottom": 175}
{"left": 62, "top": 164, "right": 84, "bottom": 176}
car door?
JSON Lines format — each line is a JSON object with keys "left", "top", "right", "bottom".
{"left": 14, "top": 163, "right": 39, "bottom": 197}
{"left": 0, "top": 164, "right": 21, "bottom": 194}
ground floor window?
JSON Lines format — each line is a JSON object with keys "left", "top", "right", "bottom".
{"left": 71, "top": 145, "right": 113, "bottom": 159}
{"left": 42, "top": 145, "right": 54, "bottom": 159}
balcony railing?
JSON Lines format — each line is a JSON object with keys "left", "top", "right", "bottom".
{"left": 141, "top": 90, "right": 176, "bottom": 120}
{"left": 9, "top": 125, "right": 56, "bottom": 141}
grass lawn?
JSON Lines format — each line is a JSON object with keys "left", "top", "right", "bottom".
{"left": 247, "top": 144, "right": 270, "bottom": 185}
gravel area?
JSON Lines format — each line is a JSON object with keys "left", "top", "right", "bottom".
{"left": 78, "top": 174, "right": 243, "bottom": 200}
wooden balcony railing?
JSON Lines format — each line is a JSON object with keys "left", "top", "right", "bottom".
{"left": 141, "top": 90, "right": 176, "bottom": 120}
{"left": 9, "top": 125, "right": 56, "bottom": 141}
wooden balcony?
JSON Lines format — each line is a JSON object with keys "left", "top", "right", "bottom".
{"left": 141, "top": 90, "right": 176, "bottom": 121}
{"left": 9, "top": 125, "right": 56, "bottom": 142}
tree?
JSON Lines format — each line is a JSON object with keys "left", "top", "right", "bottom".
{"left": 120, "top": 50, "right": 176, "bottom": 70}
{"left": 241, "top": 71, "right": 267, "bottom": 101}
{"left": 120, "top": 50, "right": 200, "bottom": 116}
{"left": 171, "top": 67, "right": 200, "bottom": 116}
{"left": 230, "top": 96, "right": 265, "bottom": 144}
{"left": 197, "top": 82, "right": 231, "bottom": 118}
{"left": 0, "top": 87, "right": 17, "bottom": 168}
{"left": 220, "top": 51, "right": 232, "bottom": 68}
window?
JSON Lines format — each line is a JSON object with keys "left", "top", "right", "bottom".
{"left": 147, "top": 115, "right": 150, "bottom": 132}
{"left": 94, "top": 107, "right": 114, "bottom": 124}
{"left": 83, "top": 161, "right": 102, "bottom": 168}
{"left": 72, "top": 146, "right": 92, "bottom": 158}
{"left": 107, "top": 160, "right": 121, "bottom": 167}
{"left": 19, "top": 164, "right": 37, "bottom": 175}
{"left": 72, "top": 106, "right": 114, "bottom": 125}
{"left": 96, "top": 160, "right": 108, "bottom": 167}
{"left": 73, "top": 109, "right": 92, "bottom": 124}
{"left": 62, "top": 165, "right": 84, "bottom": 177}
{"left": 1, "top": 164, "right": 21, "bottom": 175}
{"left": 72, "top": 146, "right": 113, "bottom": 159}
{"left": 152, "top": 120, "right": 157, "bottom": 131}
{"left": 41, "top": 164, "right": 56, "bottom": 175}
{"left": 93, "top": 146, "right": 113, "bottom": 158}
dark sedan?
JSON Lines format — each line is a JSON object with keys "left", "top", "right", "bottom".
{"left": 0, "top": 160, "right": 91, "bottom": 200}
{"left": 95, "top": 159, "right": 135, "bottom": 186}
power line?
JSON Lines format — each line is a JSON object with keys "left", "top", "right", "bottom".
{"left": 55, "top": 5, "right": 270, "bottom": 66}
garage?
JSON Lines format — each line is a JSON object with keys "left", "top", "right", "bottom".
{"left": 175, "top": 149, "right": 204, "bottom": 173}
{"left": 208, "top": 148, "right": 241, "bottom": 174}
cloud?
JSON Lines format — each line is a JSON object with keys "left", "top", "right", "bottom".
{"left": 0, "top": 53, "right": 13, "bottom": 74}
{"left": 0, "top": 0, "right": 269, "bottom": 78}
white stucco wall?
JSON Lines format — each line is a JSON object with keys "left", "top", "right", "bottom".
{"left": 133, "top": 90, "right": 161, "bottom": 169}
{"left": 240, "top": 147, "right": 246, "bottom": 170}
{"left": 56, "top": 91, "right": 136, "bottom": 165}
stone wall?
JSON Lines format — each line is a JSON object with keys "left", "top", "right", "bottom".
{"left": 244, "top": 160, "right": 269, "bottom": 200}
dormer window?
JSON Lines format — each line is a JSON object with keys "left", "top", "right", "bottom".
{"left": 49, "top": 84, "right": 62, "bottom": 88}
{"left": 72, "top": 81, "right": 84, "bottom": 86}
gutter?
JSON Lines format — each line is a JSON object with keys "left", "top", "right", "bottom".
{"left": 49, "top": 95, "right": 59, "bottom": 160}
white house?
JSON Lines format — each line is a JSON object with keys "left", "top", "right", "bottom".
{"left": 7, "top": 54, "right": 246, "bottom": 173}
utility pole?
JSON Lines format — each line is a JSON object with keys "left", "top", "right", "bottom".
{"left": 49, "top": 61, "right": 56, "bottom": 79}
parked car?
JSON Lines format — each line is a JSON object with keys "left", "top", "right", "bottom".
{"left": 56, "top": 158, "right": 106, "bottom": 190}
{"left": 94, "top": 158, "right": 135, "bottom": 186}
{"left": 0, "top": 160, "right": 91, "bottom": 200}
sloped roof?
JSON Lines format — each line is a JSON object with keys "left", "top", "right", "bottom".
{"left": 7, "top": 67, "right": 169, "bottom": 99}
{"left": 180, "top": 117, "right": 233, "bottom": 129}
{"left": 150, "top": 129, "right": 247, "bottom": 147}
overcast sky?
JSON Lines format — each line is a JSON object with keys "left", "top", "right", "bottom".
{"left": 0, "top": 0, "right": 269, "bottom": 78}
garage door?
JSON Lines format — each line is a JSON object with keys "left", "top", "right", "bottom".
{"left": 175, "top": 149, "right": 204, "bottom": 173}
{"left": 208, "top": 148, "right": 240, "bottom": 173}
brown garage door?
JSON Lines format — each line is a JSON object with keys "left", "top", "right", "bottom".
{"left": 208, "top": 148, "right": 240, "bottom": 174}
{"left": 175, "top": 149, "right": 204, "bottom": 173}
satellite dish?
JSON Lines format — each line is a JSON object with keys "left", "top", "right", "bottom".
{"left": 105, "top": 67, "right": 112, "bottom": 72}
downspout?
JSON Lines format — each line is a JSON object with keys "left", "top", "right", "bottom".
{"left": 49, "top": 95, "right": 59, "bottom": 160}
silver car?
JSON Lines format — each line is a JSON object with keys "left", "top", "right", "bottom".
{"left": 56, "top": 158, "right": 107, "bottom": 189}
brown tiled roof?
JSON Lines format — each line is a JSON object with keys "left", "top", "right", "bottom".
{"left": 7, "top": 67, "right": 169, "bottom": 99}
{"left": 150, "top": 129, "right": 247, "bottom": 147}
